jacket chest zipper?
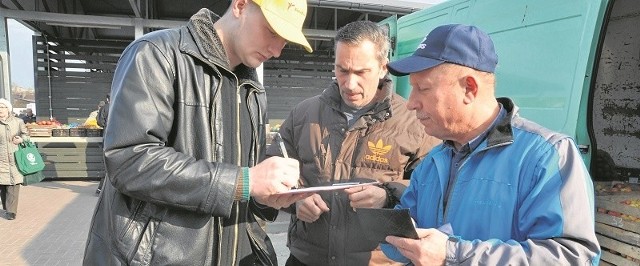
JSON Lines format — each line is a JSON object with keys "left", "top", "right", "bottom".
{"left": 234, "top": 78, "right": 241, "bottom": 164}
{"left": 443, "top": 150, "right": 474, "bottom": 223}
{"left": 244, "top": 86, "right": 261, "bottom": 166}
{"left": 231, "top": 206, "right": 240, "bottom": 266}
{"left": 348, "top": 129, "right": 368, "bottom": 179}
{"left": 442, "top": 143, "right": 508, "bottom": 222}
{"left": 233, "top": 77, "right": 241, "bottom": 266}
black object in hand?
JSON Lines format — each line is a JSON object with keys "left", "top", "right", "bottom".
{"left": 354, "top": 208, "right": 418, "bottom": 244}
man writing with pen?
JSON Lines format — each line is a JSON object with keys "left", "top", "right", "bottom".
{"left": 266, "top": 21, "right": 440, "bottom": 266}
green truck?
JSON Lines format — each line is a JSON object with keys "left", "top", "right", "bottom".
{"left": 382, "top": 0, "right": 639, "bottom": 182}
{"left": 381, "top": 0, "right": 639, "bottom": 264}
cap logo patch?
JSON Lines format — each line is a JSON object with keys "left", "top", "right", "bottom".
{"left": 417, "top": 37, "right": 427, "bottom": 49}
{"left": 287, "top": 2, "right": 305, "bottom": 16}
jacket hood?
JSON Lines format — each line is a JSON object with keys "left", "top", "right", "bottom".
{"left": 185, "top": 8, "right": 261, "bottom": 87}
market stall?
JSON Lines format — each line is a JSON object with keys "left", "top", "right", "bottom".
{"left": 28, "top": 122, "right": 105, "bottom": 180}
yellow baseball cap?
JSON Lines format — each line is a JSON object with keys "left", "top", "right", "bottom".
{"left": 252, "top": 0, "right": 313, "bottom": 53}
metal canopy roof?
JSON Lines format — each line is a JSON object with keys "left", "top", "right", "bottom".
{"left": 1, "top": 0, "right": 436, "bottom": 52}
{"left": 1, "top": 0, "right": 439, "bottom": 121}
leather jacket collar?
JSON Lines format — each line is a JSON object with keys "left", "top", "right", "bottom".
{"left": 183, "top": 8, "right": 264, "bottom": 93}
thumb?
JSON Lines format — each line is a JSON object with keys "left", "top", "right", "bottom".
{"left": 313, "top": 194, "right": 330, "bottom": 211}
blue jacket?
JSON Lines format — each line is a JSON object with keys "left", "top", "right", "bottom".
{"left": 383, "top": 98, "right": 600, "bottom": 265}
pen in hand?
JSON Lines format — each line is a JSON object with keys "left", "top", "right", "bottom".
{"left": 275, "top": 132, "right": 289, "bottom": 158}
{"left": 275, "top": 133, "right": 299, "bottom": 189}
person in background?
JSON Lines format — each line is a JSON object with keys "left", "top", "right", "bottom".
{"left": 94, "top": 94, "right": 110, "bottom": 195}
{"left": 84, "top": 101, "right": 105, "bottom": 126}
{"left": 82, "top": 0, "right": 313, "bottom": 265}
{"left": 267, "top": 21, "right": 441, "bottom": 265}
{"left": 20, "top": 108, "right": 36, "bottom": 124}
{"left": 96, "top": 94, "right": 110, "bottom": 129}
{"left": 0, "top": 98, "right": 28, "bottom": 220}
{"left": 381, "top": 24, "right": 601, "bottom": 265}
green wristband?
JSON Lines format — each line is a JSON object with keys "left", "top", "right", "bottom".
{"left": 242, "top": 167, "right": 250, "bottom": 200}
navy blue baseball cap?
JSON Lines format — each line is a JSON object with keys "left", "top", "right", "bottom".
{"left": 387, "top": 24, "right": 498, "bottom": 76}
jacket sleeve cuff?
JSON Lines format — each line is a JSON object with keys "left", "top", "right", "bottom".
{"left": 234, "top": 167, "right": 250, "bottom": 201}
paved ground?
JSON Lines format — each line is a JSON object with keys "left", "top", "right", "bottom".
{"left": 0, "top": 180, "right": 290, "bottom": 266}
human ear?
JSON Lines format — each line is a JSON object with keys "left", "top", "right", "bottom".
{"left": 232, "top": 0, "right": 250, "bottom": 16}
{"left": 463, "top": 76, "right": 479, "bottom": 103}
{"left": 379, "top": 58, "right": 389, "bottom": 79}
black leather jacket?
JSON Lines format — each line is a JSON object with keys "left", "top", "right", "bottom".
{"left": 83, "top": 9, "right": 276, "bottom": 265}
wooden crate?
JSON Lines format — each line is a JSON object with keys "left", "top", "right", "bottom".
{"left": 28, "top": 127, "right": 52, "bottom": 137}
{"left": 595, "top": 182, "right": 640, "bottom": 265}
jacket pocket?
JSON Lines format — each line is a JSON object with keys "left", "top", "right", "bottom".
{"left": 114, "top": 200, "right": 153, "bottom": 264}
{"left": 129, "top": 217, "right": 160, "bottom": 266}
{"left": 246, "top": 219, "right": 277, "bottom": 266}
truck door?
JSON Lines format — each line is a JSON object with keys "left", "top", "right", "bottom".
{"left": 590, "top": 0, "right": 640, "bottom": 181}
{"left": 378, "top": 15, "right": 401, "bottom": 95}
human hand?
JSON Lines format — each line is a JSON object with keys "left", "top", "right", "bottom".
{"left": 249, "top": 156, "right": 300, "bottom": 197}
{"left": 257, "top": 192, "right": 312, "bottom": 209}
{"left": 296, "top": 193, "right": 330, "bottom": 223}
{"left": 12, "top": 136, "right": 23, "bottom": 145}
{"left": 385, "top": 228, "right": 447, "bottom": 266}
{"left": 344, "top": 184, "right": 387, "bottom": 208}
{"left": 250, "top": 156, "right": 307, "bottom": 208}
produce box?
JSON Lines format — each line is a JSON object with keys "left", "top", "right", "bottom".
{"left": 85, "top": 128, "right": 102, "bottom": 137}
{"left": 69, "top": 128, "right": 87, "bottom": 137}
{"left": 27, "top": 125, "right": 54, "bottom": 137}
{"left": 52, "top": 128, "right": 70, "bottom": 137}
{"left": 595, "top": 182, "right": 640, "bottom": 265}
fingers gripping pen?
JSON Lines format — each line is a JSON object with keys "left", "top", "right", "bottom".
{"left": 275, "top": 133, "right": 300, "bottom": 189}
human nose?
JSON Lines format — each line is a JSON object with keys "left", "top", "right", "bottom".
{"left": 342, "top": 74, "right": 358, "bottom": 90}
{"left": 406, "top": 92, "right": 419, "bottom": 111}
{"left": 268, "top": 36, "right": 287, "bottom": 58}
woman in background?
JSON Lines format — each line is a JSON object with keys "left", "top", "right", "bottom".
{"left": 0, "top": 98, "right": 28, "bottom": 220}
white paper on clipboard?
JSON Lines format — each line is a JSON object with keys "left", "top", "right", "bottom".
{"left": 276, "top": 181, "right": 379, "bottom": 195}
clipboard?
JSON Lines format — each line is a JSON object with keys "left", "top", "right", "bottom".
{"left": 354, "top": 208, "right": 419, "bottom": 244}
{"left": 276, "top": 181, "right": 379, "bottom": 195}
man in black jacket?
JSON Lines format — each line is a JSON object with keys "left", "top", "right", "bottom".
{"left": 20, "top": 108, "right": 36, "bottom": 124}
{"left": 95, "top": 94, "right": 109, "bottom": 195}
{"left": 83, "top": 0, "right": 312, "bottom": 265}
{"left": 96, "top": 94, "right": 109, "bottom": 129}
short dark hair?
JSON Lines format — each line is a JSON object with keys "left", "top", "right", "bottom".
{"left": 334, "top": 21, "right": 390, "bottom": 63}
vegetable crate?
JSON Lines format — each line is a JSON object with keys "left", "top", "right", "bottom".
{"left": 27, "top": 126, "right": 53, "bottom": 137}
{"left": 85, "top": 128, "right": 102, "bottom": 137}
{"left": 69, "top": 128, "right": 87, "bottom": 137}
{"left": 595, "top": 182, "right": 640, "bottom": 265}
{"left": 52, "top": 128, "right": 70, "bottom": 137}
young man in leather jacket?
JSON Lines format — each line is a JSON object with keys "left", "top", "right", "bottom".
{"left": 83, "top": 0, "right": 312, "bottom": 265}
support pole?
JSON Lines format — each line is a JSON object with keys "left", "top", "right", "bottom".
{"left": 0, "top": 16, "right": 11, "bottom": 100}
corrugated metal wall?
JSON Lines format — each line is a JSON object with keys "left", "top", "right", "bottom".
{"left": 34, "top": 36, "right": 124, "bottom": 124}
{"left": 34, "top": 37, "right": 336, "bottom": 124}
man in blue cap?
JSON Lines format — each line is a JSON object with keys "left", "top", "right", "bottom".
{"left": 381, "top": 24, "right": 601, "bottom": 265}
